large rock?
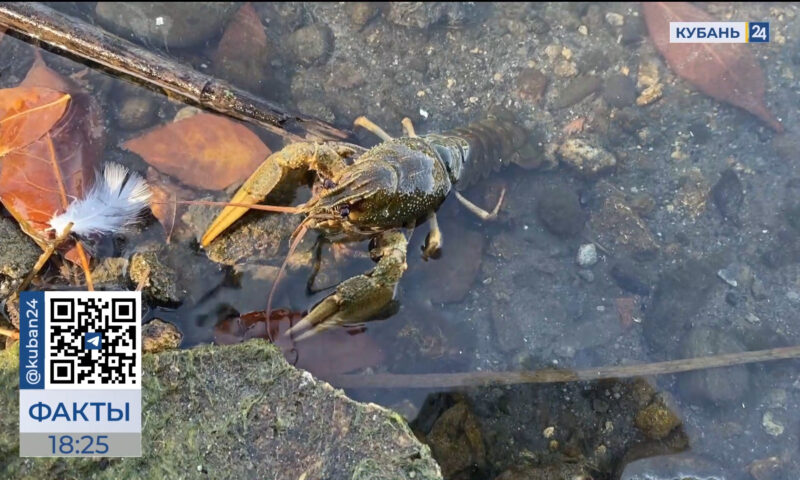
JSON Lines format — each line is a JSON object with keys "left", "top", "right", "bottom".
{"left": 95, "top": 3, "right": 239, "bottom": 48}
{"left": 0, "top": 341, "right": 442, "bottom": 479}
{"left": 0, "top": 218, "right": 38, "bottom": 303}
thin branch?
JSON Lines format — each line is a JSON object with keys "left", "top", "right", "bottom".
{"left": 329, "top": 345, "right": 800, "bottom": 389}
{"left": 0, "top": 3, "right": 351, "bottom": 143}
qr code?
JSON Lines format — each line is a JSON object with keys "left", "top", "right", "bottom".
{"left": 45, "top": 292, "right": 141, "bottom": 389}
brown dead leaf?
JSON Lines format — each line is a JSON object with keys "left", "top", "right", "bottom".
{"left": 0, "top": 87, "right": 70, "bottom": 156}
{"left": 642, "top": 2, "right": 783, "bottom": 132}
{"left": 214, "top": 309, "right": 385, "bottom": 376}
{"left": 146, "top": 167, "right": 195, "bottom": 242}
{"left": 124, "top": 112, "right": 271, "bottom": 190}
{"left": 0, "top": 53, "right": 104, "bottom": 263}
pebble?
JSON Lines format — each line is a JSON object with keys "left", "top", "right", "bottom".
{"left": 605, "top": 12, "right": 624, "bottom": 27}
{"left": 751, "top": 276, "right": 768, "bottom": 300}
{"left": 287, "top": 24, "right": 335, "bottom": 67}
{"left": 116, "top": 96, "right": 157, "bottom": 130}
{"left": 602, "top": 74, "right": 637, "bottom": 108}
{"left": 761, "top": 411, "right": 785, "bottom": 436}
{"left": 576, "top": 243, "right": 598, "bottom": 267}
{"left": 577, "top": 269, "right": 595, "bottom": 282}
{"left": 716, "top": 265, "right": 741, "bottom": 287}
{"left": 515, "top": 68, "right": 548, "bottom": 104}
{"left": 560, "top": 138, "right": 617, "bottom": 178}
{"left": 552, "top": 75, "right": 601, "bottom": 109}
{"left": 711, "top": 169, "right": 744, "bottom": 223}
{"left": 553, "top": 60, "right": 578, "bottom": 78}
{"left": 634, "top": 396, "right": 681, "bottom": 440}
{"left": 142, "top": 319, "right": 183, "bottom": 353}
{"left": 590, "top": 188, "right": 659, "bottom": 260}
{"left": 95, "top": 3, "right": 238, "bottom": 48}
{"left": 536, "top": 185, "right": 586, "bottom": 238}
{"left": 346, "top": 2, "right": 380, "bottom": 27}
{"left": 621, "top": 15, "right": 645, "bottom": 44}
{"left": 679, "top": 327, "right": 749, "bottom": 404}
{"left": 787, "top": 290, "right": 800, "bottom": 303}
{"left": 610, "top": 259, "right": 651, "bottom": 295}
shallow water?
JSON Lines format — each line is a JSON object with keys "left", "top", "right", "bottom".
{"left": 2, "top": 2, "right": 799, "bottom": 479}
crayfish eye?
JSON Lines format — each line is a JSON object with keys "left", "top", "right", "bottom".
{"left": 323, "top": 178, "right": 336, "bottom": 189}
{"left": 339, "top": 205, "right": 351, "bottom": 218}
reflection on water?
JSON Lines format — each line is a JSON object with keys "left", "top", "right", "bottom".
{"left": 1, "top": 2, "right": 799, "bottom": 478}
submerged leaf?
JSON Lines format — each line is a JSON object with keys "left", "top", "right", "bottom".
{"left": 0, "top": 87, "right": 70, "bottom": 156}
{"left": 123, "top": 113, "right": 271, "bottom": 190}
{"left": 147, "top": 167, "right": 195, "bottom": 242}
{"left": 214, "top": 309, "right": 385, "bottom": 376}
{"left": 642, "top": 2, "right": 783, "bottom": 132}
{"left": 0, "top": 54, "right": 104, "bottom": 263}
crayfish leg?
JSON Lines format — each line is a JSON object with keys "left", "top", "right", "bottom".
{"left": 354, "top": 116, "right": 393, "bottom": 141}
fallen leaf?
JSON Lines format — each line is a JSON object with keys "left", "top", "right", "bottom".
{"left": 562, "top": 117, "right": 586, "bottom": 135}
{"left": 146, "top": 167, "right": 195, "bottom": 242}
{"left": 124, "top": 112, "right": 271, "bottom": 190}
{"left": 0, "top": 87, "right": 71, "bottom": 156}
{"left": 214, "top": 309, "right": 385, "bottom": 376}
{"left": 213, "top": 3, "right": 272, "bottom": 92}
{"left": 0, "top": 53, "right": 104, "bottom": 263}
{"left": 642, "top": 2, "right": 783, "bottom": 132}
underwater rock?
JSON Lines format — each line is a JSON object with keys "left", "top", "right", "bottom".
{"left": 142, "top": 319, "right": 183, "bottom": 353}
{"left": 347, "top": 2, "right": 382, "bottom": 27}
{"left": 558, "top": 137, "right": 617, "bottom": 178}
{"left": 427, "top": 402, "right": 486, "bottom": 479}
{"left": 552, "top": 75, "right": 601, "bottom": 109}
{"left": 129, "top": 250, "right": 180, "bottom": 304}
{"left": 0, "top": 341, "right": 442, "bottom": 479}
{"left": 95, "top": 3, "right": 238, "bottom": 48}
{"left": 603, "top": 74, "right": 637, "bottom": 108}
{"left": 386, "top": 2, "right": 473, "bottom": 29}
{"left": 203, "top": 211, "right": 301, "bottom": 266}
{"left": 711, "top": 169, "right": 744, "bottom": 224}
{"left": 0, "top": 218, "right": 38, "bottom": 302}
{"left": 287, "top": 24, "right": 335, "bottom": 67}
{"left": 679, "top": 327, "right": 750, "bottom": 404}
{"left": 116, "top": 95, "right": 157, "bottom": 130}
{"left": 516, "top": 68, "right": 548, "bottom": 104}
{"left": 634, "top": 395, "right": 682, "bottom": 440}
{"left": 536, "top": 185, "right": 585, "bottom": 238}
{"left": 91, "top": 257, "right": 130, "bottom": 287}
{"left": 590, "top": 187, "right": 658, "bottom": 260}
{"left": 610, "top": 258, "right": 652, "bottom": 295}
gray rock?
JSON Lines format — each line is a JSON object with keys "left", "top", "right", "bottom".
{"left": 0, "top": 341, "right": 442, "bottom": 479}
{"left": 576, "top": 243, "right": 598, "bottom": 267}
{"left": 346, "top": 2, "right": 381, "bottom": 27}
{"left": 603, "top": 74, "right": 637, "bottom": 108}
{"left": 711, "top": 170, "right": 744, "bottom": 223}
{"left": 552, "top": 75, "right": 601, "bottom": 109}
{"left": 621, "top": 453, "right": 730, "bottom": 480}
{"left": 536, "top": 185, "right": 585, "bottom": 238}
{"left": 95, "top": 3, "right": 239, "bottom": 48}
{"left": 0, "top": 218, "right": 38, "bottom": 302}
{"left": 287, "top": 24, "right": 335, "bottom": 67}
{"left": 589, "top": 188, "right": 658, "bottom": 260}
{"left": 129, "top": 250, "right": 181, "bottom": 304}
{"left": 386, "top": 2, "right": 473, "bottom": 29}
{"left": 610, "top": 259, "right": 652, "bottom": 295}
{"left": 621, "top": 15, "right": 645, "bottom": 45}
{"left": 644, "top": 260, "right": 718, "bottom": 353}
{"left": 679, "top": 327, "right": 750, "bottom": 404}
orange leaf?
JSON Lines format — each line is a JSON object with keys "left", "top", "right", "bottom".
{"left": 124, "top": 112, "right": 271, "bottom": 190}
{"left": 0, "top": 54, "right": 104, "bottom": 264}
{"left": 642, "top": 2, "right": 783, "bottom": 132}
{"left": 0, "top": 87, "right": 71, "bottom": 156}
{"left": 147, "top": 167, "right": 195, "bottom": 242}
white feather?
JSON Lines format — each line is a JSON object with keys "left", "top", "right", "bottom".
{"left": 49, "top": 163, "right": 151, "bottom": 237}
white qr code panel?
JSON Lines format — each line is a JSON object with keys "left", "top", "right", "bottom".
{"left": 45, "top": 292, "right": 141, "bottom": 390}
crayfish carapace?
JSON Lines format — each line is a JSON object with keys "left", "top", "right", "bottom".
{"left": 200, "top": 113, "right": 536, "bottom": 340}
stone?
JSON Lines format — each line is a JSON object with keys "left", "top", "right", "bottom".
{"left": 558, "top": 138, "right": 617, "bottom": 178}
{"left": 386, "top": 2, "right": 473, "bottom": 29}
{"left": 536, "top": 185, "right": 585, "bottom": 238}
{"left": 346, "top": 2, "right": 381, "bottom": 27}
{"left": 576, "top": 243, "right": 598, "bottom": 267}
{"left": 675, "top": 168, "right": 710, "bottom": 219}
{"left": 603, "top": 74, "right": 637, "bottom": 108}
{"left": 679, "top": 328, "right": 749, "bottom": 404}
{"left": 621, "top": 16, "right": 645, "bottom": 44}
{"left": 0, "top": 218, "right": 39, "bottom": 302}
{"left": 0, "top": 342, "right": 443, "bottom": 479}
{"left": 516, "top": 68, "right": 548, "bottom": 104}
{"left": 552, "top": 75, "right": 601, "bottom": 109}
{"left": 427, "top": 402, "right": 485, "bottom": 478}
{"left": 287, "top": 24, "right": 335, "bottom": 67}
{"left": 590, "top": 188, "right": 658, "bottom": 261}
{"left": 761, "top": 411, "right": 785, "bottom": 436}
{"left": 711, "top": 169, "right": 744, "bottom": 223}
{"left": 142, "top": 319, "right": 183, "bottom": 353}
{"left": 116, "top": 96, "right": 157, "bottom": 130}
{"left": 605, "top": 12, "right": 624, "bottom": 27}
{"left": 95, "top": 3, "right": 238, "bottom": 48}
{"left": 91, "top": 257, "right": 130, "bottom": 286}
{"left": 129, "top": 250, "right": 181, "bottom": 304}
{"left": 610, "top": 259, "right": 652, "bottom": 295}
{"left": 634, "top": 397, "right": 681, "bottom": 440}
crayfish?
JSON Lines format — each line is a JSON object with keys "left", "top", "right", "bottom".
{"left": 201, "top": 113, "right": 535, "bottom": 340}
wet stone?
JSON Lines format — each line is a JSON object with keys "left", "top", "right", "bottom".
{"left": 426, "top": 402, "right": 486, "bottom": 479}
{"left": 644, "top": 260, "right": 718, "bottom": 353}
{"left": 620, "top": 453, "right": 730, "bottom": 480}
{"left": 603, "top": 74, "right": 637, "bottom": 108}
{"left": 711, "top": 169, "right": 744, "bottom": 223}
{"left": 576, "top": 243, "right": 598, "bottom": 267}
{"left": 116, "top": 96, "right": 157, "bottom": 130}
{"left": 204, "top": 212, "right": 301, "bottom": 266}
{"left": 634, "top": 396, "right": 681, "bottom": 440}
{"left": 346, "top": 2, "right": 381, "bottom": 27}
{"left": 536, "top": 185, "right": 585, "bottom": 238}
{"left": 679, "top": 327, "right": 749, "bottom": 404}
{"left": 0, "top": 218, "right": 39, "bottom": 302}
{"left": 558, "top": 137, "right": 617, "bottom": 178}
{"left": 610, "top": 259, "right": 651, "bottom": 295}
{"left": 142, "top": 319, "right": 183, "bottom": 353}
{"left": 589, "top": 190, "right": 658, "bottom": 261}
{"left": 91, "top": 257, "right": 130, "bottom": 286}
{"left": 515, "top": 68, "right": 548, "bottom": 104}
{"left": 386, "top": 2, "right": 474, "bottom": 29}
{"left": 552, "top": 75, "right": 601, "bottom": 109}
{"left": 95, "top": 3, "right": 238, "bottom": 48}
{"left": 621, "top": 15, "right": 645, "bottom": 45}
{"left": 129, "top": 250, "right": 181, "bottom": 304}
{"left": 287, "top": 24, "right": 335, "bottom": 67}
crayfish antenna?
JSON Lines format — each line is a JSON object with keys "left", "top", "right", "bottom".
{"left": 265, "top": 219, "right": 311, "bottom": 341}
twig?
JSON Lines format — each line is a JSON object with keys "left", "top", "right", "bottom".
{"left": 0, "top": 2, "right": 351, "bottom": 143}
{"left": 329, "top": 345, "right": 800, "bottom": 389}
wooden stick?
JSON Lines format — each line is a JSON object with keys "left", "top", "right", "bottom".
{"left": 0, "top": 327, "right": 19, "bottom": 340}
{"left": 0, "top": 3, "right": 351, "bottom": 143}
{"left": 329, "top": 345, "right": 800, "bottom": 389}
